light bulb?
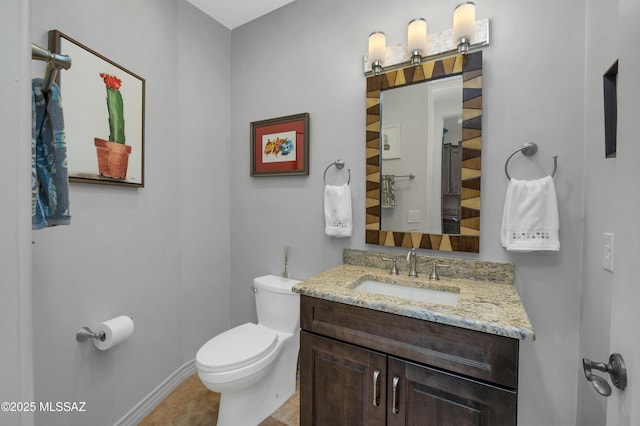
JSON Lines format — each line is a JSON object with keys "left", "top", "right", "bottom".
{"left": 368, "top": 31, "right": 386, "bottom": 74}
{"left": 407, "top": 18, "right": 427, "bottom": 64}
{"left": 453, "top": 2, "right": 475, "bottom": 53}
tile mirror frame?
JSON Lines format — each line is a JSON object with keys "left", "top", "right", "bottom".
{"left": 365, "top": 52, "right": 482, "bottom": 253}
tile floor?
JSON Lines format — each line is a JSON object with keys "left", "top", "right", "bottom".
{"left": 138, "top": 374, "right": 299, "bottom": 426}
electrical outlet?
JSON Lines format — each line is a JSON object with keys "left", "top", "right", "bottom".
{"left": 408, "top": 210, "right": 421, "bottom": 223}
{"left": 603, "top": 232, "right": 614, "bottom": 272}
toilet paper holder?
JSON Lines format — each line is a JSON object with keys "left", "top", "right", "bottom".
{"left": 75, "top": 316, "right": 135, "bottom": 351}
{"left": 76, "top": 326, "right": 106, "bottom": 342}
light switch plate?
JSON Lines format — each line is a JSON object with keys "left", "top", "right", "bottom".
{"left": 603, "top": 232, "right": 614, "bottom": 272}
{"left": 408, "top": 210, "right": 421, "bottom": 223}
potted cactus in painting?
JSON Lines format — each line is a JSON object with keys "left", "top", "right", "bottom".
{"left": 94, "top": 72, "right": 132, "bottom": 179}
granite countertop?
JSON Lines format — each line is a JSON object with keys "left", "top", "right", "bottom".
{"left": 292, "top": 264, "right": 535, "bottom": 341}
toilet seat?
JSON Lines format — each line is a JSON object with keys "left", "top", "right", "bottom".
{"left": 196, "top": 323, "right": 278, "bottom": 373}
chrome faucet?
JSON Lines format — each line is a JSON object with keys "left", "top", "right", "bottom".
{"left": 406, "top": 248, "right": 418, "bottom": 277}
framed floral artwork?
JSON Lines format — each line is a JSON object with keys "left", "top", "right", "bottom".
{"left": 250, "top": 113, "right": 309, "bottom": 176}
{"left": 48, "top": 30, "right": 145, "bottom": 187}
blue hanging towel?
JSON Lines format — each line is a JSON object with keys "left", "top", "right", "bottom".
{"left": 32, "top": 78, "right": 71, "bottom": 229}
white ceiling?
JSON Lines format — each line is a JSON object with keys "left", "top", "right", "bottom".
{"left": 187, "top": 0, "right": 298, "bottom": 29}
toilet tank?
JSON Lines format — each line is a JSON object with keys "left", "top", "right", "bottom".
{"left": 254, "top": 275, "right": 301, "bottom": 333}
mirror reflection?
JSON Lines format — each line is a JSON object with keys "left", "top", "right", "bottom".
{"left": 380, "top": 75, "right": 462, "bottom": 235}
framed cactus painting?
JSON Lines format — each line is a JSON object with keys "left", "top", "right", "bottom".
{"left": 48, "top": 30, "right": 145, "bottom": 187}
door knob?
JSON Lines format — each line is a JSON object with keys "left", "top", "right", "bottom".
{"left": 582, "top": 353, "right": 627, "bottom": 397}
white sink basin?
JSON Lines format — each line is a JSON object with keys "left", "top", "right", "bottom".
{"left": 354, "top": 279, "right": 459, "bottom": 307}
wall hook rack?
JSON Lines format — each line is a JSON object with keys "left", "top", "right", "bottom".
{"left": 31, "top": 43, "right": 71, "bottom": 92}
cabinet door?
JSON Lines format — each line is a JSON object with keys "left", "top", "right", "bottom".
{"left": 442, "top": 144, "right": 452, "bottom": 193}
{"left": 387, "top": 357, "right": 517, "bottom": 426}
{"left": 442, "top": 144, "right": 461, "bottom": 195}
{"left": 448, "top": 145, "right": 462, "bottom": 194}
{"left": 300, "top": 331, "right": 386, "bottom": 426}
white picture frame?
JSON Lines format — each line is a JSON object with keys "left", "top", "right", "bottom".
{"left": 381, "top": 125, "right": 401, "bottom": 159}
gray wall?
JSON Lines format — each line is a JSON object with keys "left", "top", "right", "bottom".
{"left": 30, "top": 1, "right": 231, "bottom": 424}
{"left": 1, "top": 0, "right": 629, "bottom": 425}
{"left": 380, "top": 83, "right": 432, "bottom": 233}
{"left": 1, "top": 1, "right": 34, "bottom": 426}
{"left": 604, "top": 1, "right": 640, "bottom": 423}
{"left": 577, "top": 0, "right": 618, "bottom": 423}
{"left": 230, "top": 1, "right": 585, "bottom": 425}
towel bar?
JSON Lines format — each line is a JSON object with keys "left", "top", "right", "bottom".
{"left": 323, "top": 160, "right": 351, "bottom": 185}
{"left": 393, "top": 173, "right": 415, "bottom": 180}
{"left": 32, "top": 43, "right": 72, "bottom": 92}
{"left": 504, "top": 142, "right": 558, "bottom": 180}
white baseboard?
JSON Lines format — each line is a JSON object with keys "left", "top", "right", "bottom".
{"left": 113, "top": 359, "right": 197, "bottom": 426}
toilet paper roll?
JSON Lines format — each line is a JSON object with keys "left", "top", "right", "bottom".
{"left": 93, "top": 315, "right": 134, "bottom": 351}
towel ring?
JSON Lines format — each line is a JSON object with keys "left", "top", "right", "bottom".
{"left": 504, "top": 142, "right": 558, "bottom": 180}
{"left": 323, "top": 160, "right": 351, "bottom": 185}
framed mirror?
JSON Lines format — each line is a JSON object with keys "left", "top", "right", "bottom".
{"left": 365, "top": 52, "right": 482, "bottom": 253}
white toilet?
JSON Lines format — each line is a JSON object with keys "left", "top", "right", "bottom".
{"left": 196, "top": 275, "right": 301, "bottom": 426}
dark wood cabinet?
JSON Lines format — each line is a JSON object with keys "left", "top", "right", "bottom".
{"left": 300, "top": 295, "right": 519, "bottom": 425}
{"left": 387, "top": 357, "right": 517, "bottom": 426}
{"left": 300, "top": 332, "right": 386, "bottom": 426}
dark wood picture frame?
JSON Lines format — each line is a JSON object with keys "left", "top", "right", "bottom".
{"left": 49, "top": 30, "right": 146, "bottom": 187}
{"left": 250, "top": 113, "right": 309, "bottom": 177}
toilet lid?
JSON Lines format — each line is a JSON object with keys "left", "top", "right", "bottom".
{"left": 196, "top": 323, "right": 278, "bottom": 373}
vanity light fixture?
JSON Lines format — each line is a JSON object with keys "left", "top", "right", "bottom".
{"left": 407, "top": 18, "right": 428, "bottom": 65}
{"left": 453, "top": 2, "right": 476, "bottom": 54}
{"left": 368, "top": 31, "right": 386, "bottom": 75}
{"left": 363, "top": 4, "right": 489, "bottom": 75}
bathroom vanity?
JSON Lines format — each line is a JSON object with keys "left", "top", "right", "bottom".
{"left": 293, "top": 250, "right": 534, "bottom": 426}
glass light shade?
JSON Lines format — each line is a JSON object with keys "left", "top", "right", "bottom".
{"left": 453, "top": 2, "right": 476, "bottom": 43}
{"left": 407, "top": 18, "right": 428, "bottom": 55}
{"left": 368, "top": 31, "right": 386, "bottom": 65}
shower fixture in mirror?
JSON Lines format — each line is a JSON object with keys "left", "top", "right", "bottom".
{"left": 365, "top": 51, "right": 482, "bottom": 253}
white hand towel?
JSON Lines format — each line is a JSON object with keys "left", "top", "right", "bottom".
{"left": 324, "top": 183, "right": 352, "bottom": 237}
{"left": 500, "top": 175, "right": 559, "bottom": 252}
